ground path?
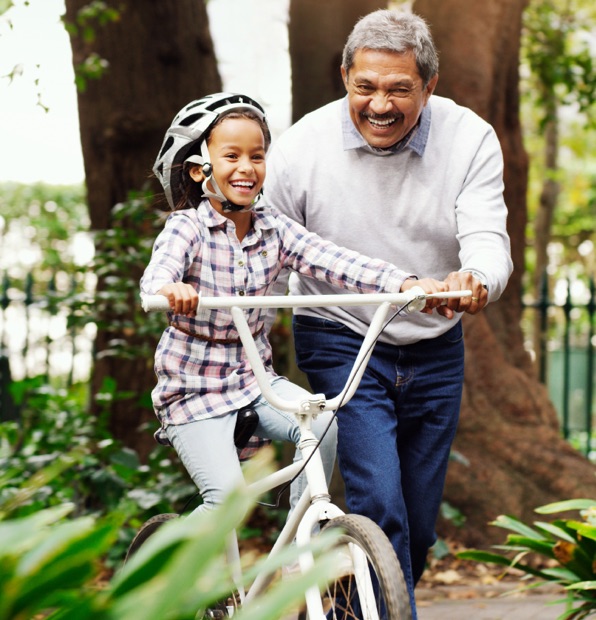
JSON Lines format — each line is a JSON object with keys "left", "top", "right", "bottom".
{"left": 417, "top": 584, "right": 573, "bottom": 619}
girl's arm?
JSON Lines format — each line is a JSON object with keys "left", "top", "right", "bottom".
{"left": 275, "top": 211, "right": 448, "bottom": 312}
{"left": 140, "top": 212, "right": 200, "bottom": 299}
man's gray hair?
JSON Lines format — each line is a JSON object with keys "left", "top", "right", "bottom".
{"left": 342, "top": 10, "right": 439, "bottom": 86}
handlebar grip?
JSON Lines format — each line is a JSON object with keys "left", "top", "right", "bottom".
{"left": 141, "top": 295, "right": 171, "bottom": 312}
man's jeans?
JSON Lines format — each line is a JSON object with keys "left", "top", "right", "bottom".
{"left": 293, "top": 315, "right": 465, "bottom": 619}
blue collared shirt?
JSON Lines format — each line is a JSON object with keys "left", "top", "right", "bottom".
{"left": 341, "top": 95, "right": 431, "bottom": 157}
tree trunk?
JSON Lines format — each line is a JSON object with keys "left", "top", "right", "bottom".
{"left": 65, "top": 0, "right": 221, "bottom": 458}
{"left": 288, "top": 0, "right": 387, "bottom": 123}
{"left": 413, "top": 0, "right": 596, "bottom": 547}
{"left": 532, "top": 98, "right": 560, "bottom": 374}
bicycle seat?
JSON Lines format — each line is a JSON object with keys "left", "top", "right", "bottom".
{"left": 234, "top": 407, "right": 259, "bottom": 450}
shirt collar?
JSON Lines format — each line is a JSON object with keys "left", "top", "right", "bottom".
{"left": 197, "top": 199, "right": 277, "bottom": 238}
{"left": 341, "top": 95, "right": 431, "bottom": 157}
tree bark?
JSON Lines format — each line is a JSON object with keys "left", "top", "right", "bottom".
{"left": 532, "top": 100, "right": 560, "bottom": 374}
{"left": 64, "top": 0, "right": 221, "bottom": 457}
{"left": 413, "top": 0, "right": 596, "bottom": 547}
{"left": 288, "top": 0, "right": 387, "bottom": 123}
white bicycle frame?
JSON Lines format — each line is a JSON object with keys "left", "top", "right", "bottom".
{"left": 142, "top": 288, "right": 470, "bottom": 619}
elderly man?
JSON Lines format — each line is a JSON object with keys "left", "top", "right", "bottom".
{"left": 266, "top": 8, "right": 513, "bottom": 618}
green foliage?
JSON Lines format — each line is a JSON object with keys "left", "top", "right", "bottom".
{"left": 523, "top": 1, "right": 596, "bottom": 123}
{"left": 0, "top": 452, "right": 340, "bottom": 620}
{"left": 0, "top": 0, "right": 13, "bottom": 17}
{"left": 521, "top": 0, "right": 596, "bottom": 280}
{"left": 0, "top": 376, "right": 196, "bottom": 566}
{"left": 458, "top": 499, "right": 596, "bottom": 619}
{"left": 0, "top": 181, "right": 89, "bottom": 276}
{"left": 90, "top": 191, "right": 167, "bottom": 359}
{"left": 62, "top": 1, "right": 121, "bottom": 92}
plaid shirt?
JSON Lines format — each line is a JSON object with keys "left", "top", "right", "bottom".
{"left": 141, "top": 200, "right": 408, "bottom": 447}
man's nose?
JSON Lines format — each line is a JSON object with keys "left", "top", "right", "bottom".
{"left": 369, "top": 92, "right": 392, "bottom": 114}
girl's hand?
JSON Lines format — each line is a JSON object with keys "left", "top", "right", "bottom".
{"left": 158, "top": 283, "right": 199, "bottom": 317}
{"left": 400, "top": 277, "right": 448, "bottom": 314}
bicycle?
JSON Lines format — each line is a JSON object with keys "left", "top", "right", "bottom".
{"left": 129, "top": 287, "right": 470, "bottom": 620}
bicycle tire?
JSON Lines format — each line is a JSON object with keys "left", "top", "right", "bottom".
{"left": 315, "top": 514, "right": 412, "bottom": 620}
{"left": 124, "top": 512, "right": 180, "bottom": 564}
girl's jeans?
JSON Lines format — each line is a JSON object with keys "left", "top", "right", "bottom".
{"left": 293, "top": 314, "right": 465, "bottom": 620}
{"left": 165, "top": 376, "right": 337, "bottom": 515}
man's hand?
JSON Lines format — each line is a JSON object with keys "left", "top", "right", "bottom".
{"left": 400, "top": 278, "right": 448, "bottom": 314}
{"left": 438, "top": 271, "right": 488, "bottom": 319}
{"left": 158, "top": 283, "right": 199, "bottom": 317}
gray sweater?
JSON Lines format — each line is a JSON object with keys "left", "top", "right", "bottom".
{"left": 265, "top": 95, "right": 513, "bottom": 345}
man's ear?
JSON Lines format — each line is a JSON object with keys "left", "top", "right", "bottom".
{"left": 188, "top": 164, "right": 206, "bottom": 183}
{"left": 341, "top": 66, "right": 349, "bottom": 92}
{"left": 424, "top": 74, "right": 439, "bottom": 103}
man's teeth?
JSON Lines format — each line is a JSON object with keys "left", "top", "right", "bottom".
{"left": 368, "top": 117, "right": 395, "bottom": 127}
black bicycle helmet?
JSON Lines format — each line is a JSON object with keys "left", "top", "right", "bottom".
{"left": 153, "top": 92, "right": 269, "bottom": 211}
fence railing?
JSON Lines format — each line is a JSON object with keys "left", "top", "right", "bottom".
{"left": 2, "top": 269, "right": 596, "bottom": 457}
{"left": 0, "top": 270, "right": 95, "bottom": 419}
{"left": 523, "top": 274, "right": 596, "bottom": 457}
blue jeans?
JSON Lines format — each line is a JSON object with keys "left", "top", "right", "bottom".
{"left": 293, "top": 315, "right": 465, "bottom": 619}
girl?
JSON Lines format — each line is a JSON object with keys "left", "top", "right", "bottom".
{"left": 141, "top": 92, "right": 445, "bottom": 516}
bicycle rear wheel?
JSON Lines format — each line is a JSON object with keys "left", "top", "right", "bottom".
{"left": 317, "top": 514, "right": 411, "bottom": 620}
{"left": 124, "top": 512, "right": 180, "bottom": 564}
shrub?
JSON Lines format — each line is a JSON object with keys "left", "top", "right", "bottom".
{"left": 458, "top": 498, "right": 596, "bottom": 619}
{"left": 0, "top": 450, "right": 339, "bottom": 620}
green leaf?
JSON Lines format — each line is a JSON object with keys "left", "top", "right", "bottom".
{"left": 566, "top": 580, "right": 596, "bottom": 591}
{"left": 536, "top": 499, "right": 596, "bottom": 514}
{"left": 110, "top": 447, "right": 141, "bottom": 470}
{"left": 568, "top": 522, "right": 596, "bottom": 542}
{"left": 0, "top": 505, "right": 74, "bottom": 554}
{"left": 491, "top": 514, "right": 544, "bottom": 539}
{"left": 504, "top": 535, "right": 556, "bottom": 557}
{"left": 534, "top": 521, "right": 577, "bottom": 543}
{"left": 457, "top": 550, "right": 516, "bottom": 566}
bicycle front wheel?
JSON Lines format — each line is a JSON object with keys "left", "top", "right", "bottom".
{"left": 124, "top": 513, "right": 180, "bottom": 564}
{"left": 318, "top": 514, "right": 411, "bottom": 620}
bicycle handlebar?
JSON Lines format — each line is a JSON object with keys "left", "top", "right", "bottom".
{"left": 141, "top": 288, "right": 471, "bottom": 415}
{"left": 141, "top": 289, "right": 471, "bottom": 314}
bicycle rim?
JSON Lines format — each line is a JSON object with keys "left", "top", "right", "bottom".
{"left": 319, "top": 514, "right": 411, "bottom": 620}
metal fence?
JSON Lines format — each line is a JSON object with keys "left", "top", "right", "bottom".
{"left": 523, "top": 274, "right": 596, "bottom": 456}
{"left": 2, "top": 269, "right": 595, "bottom": 456}
{"left": 0, "top": 270, "right": 95, "bottom": 419}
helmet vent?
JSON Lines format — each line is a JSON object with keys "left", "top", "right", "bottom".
{"left": 179, "top": 113, "right": 203, "bottom": 127}
{"left": 158, "top": 136, "right": 174, "bottom": 158}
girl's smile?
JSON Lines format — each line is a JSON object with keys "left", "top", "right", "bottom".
{"left": 205, "top": 117, "right": 266, "bottom": 208}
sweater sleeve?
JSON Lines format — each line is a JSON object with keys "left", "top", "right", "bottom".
{"left": 455, "top": 127, "right": 513, "bottom": 301}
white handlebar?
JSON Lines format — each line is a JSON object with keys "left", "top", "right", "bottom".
{"left": 141, "top": 288, "right": 471, "bottom": 414}
{"left": 141, "top": 288, "right": 472, "bottom": 313}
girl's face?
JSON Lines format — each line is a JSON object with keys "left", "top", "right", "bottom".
{"left": 202, "top": 117, "right": 266, "bottom": 211}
